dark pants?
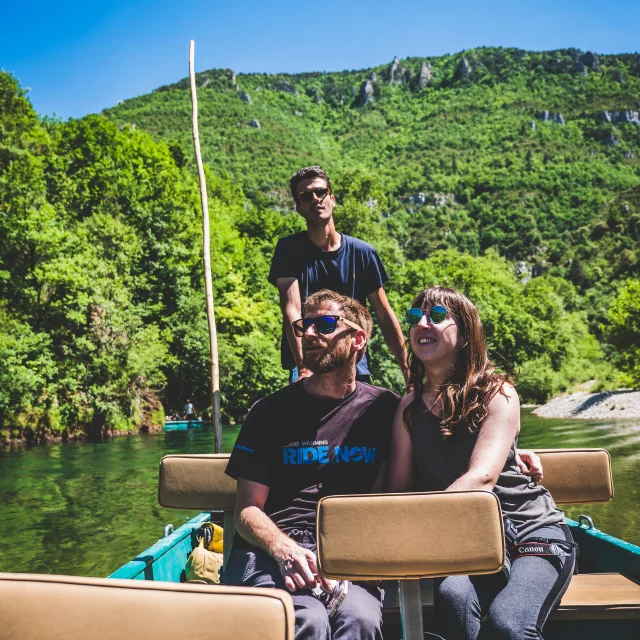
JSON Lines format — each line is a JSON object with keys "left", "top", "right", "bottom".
{"left": 223, "top": 540, "right": 383, "bottom": 640}
{"left": 435, "top": 523, "right": 576, "bottom": 640}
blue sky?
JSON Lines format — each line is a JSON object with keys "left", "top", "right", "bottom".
{"left": 2, "top": 0, "right": 639, "bottom": 120}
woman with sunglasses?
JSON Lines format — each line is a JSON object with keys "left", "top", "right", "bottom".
{"left": 387, "top": 286, "right": 575, "bottom": 640}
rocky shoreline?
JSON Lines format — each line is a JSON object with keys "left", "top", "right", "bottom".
{"left": 533, "top": 390, "right": 640, "bottom": 420}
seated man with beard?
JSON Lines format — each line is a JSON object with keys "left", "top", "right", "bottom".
{"left": 224, "top": 289, "right": 398, "bottom": 640}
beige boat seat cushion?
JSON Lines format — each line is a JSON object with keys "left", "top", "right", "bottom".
{"left": 316, "top": 490, "right": 505, "bottom": 580}
{"left": 158, "top": 453, "right": 235, "bottom": 510}
{"left": 534, "top": 448, "right": 613, "bottom": 504}
{"left": 0, "top": 573, "right": 295, "bottom": 640}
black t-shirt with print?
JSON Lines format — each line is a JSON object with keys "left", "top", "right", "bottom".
{"left": 225, "top": 381, "right": 399, "bottom": 541}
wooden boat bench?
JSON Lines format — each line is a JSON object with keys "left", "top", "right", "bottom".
{"left": 157, "top": 449, "right": 640, "bottom": 636}
{"left": 534, "top": 449, "right": 639, "bottom": 618}
{"left": 0, "top": 572, "right": 295, "bottom": 639}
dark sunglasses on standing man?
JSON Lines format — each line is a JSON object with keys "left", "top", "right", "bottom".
{"left": 405, "top": 305, "right": 448, "bottom": 326}
{"left": 297, "top": 187, "right": 331, "bottom": 203}
{"left": 293, "top": 315, "right": 364, "bottom": 336}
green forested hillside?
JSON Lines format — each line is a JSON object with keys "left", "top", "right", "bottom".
{"left": 105, "top": 47, "right": 640, "bottom": 263}
{"left": 2, "top": 47, "right": 640, "bottom": 444}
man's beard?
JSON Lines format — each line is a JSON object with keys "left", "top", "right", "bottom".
{"left": 302, "top": 336, "right": 352, "bottom": 374}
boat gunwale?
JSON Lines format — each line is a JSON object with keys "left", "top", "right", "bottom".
{"left": 566, "top": 518, "right": 640, "bottom": 558}
{"left": 108, "top": 511, "right": 211, "bottom": 580}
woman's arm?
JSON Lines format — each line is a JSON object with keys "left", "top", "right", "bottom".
{"left": 447, "top": 384, "right": 520, "bottom": 492}
{"left": 386, "top": 395, "right": 416, "bottom": 492}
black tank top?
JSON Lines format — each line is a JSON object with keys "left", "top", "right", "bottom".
{"left": 410, "top": 403, "right": 563, "bottom": 537}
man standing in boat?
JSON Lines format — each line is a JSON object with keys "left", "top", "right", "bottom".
{"left": 224, "top": 290, "right": 396, "bottom": 639}
{"left": 184, "top": 399, "right": 196, "bottom": 420}
{"left": 269, "top": 166, "right": 409, "bottom": 385}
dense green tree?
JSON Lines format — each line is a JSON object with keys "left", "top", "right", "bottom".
{"left": 603, "top": 279, "right": 640, "bottom": 387}
{"left": 2, "top": 45, "right": 640, "bottom": 442}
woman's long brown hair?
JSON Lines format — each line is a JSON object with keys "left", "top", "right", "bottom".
{"left": 402, "top": 287, "right": 512, "bottom": 438}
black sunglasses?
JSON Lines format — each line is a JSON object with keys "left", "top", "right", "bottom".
{"left": 405, "top": 305, "right": 448, "bottom": 326}
{"left": 297, "top": 187, "right": 330, "bottom": 203}
{"left": 293, "top": 315, "right": 364, "bottom": 336}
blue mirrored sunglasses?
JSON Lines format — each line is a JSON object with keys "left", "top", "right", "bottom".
{"left": 292, "top": 315, "right": 364, "bottom": 336}
{"left": 405, "top": 305, "right": 448, "bottom": 326}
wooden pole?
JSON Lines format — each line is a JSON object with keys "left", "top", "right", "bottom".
{"left": 189, "top": 40, "right": 223, "bottom": 453}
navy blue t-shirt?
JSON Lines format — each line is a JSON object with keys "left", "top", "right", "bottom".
{"left": 268, "top": 232, "right": 389, "bottom": 376}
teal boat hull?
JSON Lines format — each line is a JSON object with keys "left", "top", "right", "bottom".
{"left": 110, "top": 515, "right": 640, "bottom": 581}
{"left": 110, "top": 516, "right": 640, "bottom": 638}
{"left": 110, "top": 512, "right": 211, "bottom": 581}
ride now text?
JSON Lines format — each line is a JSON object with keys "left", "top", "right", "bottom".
{"left": 282, "top": 445, "right": 377, "bottom": 465}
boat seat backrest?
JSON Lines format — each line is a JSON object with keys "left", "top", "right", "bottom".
{"left": 158, "top": 453, "right": 235, "bottom": 510}
{"left": 533, "top": 448, "right": 613, "bottom": 504}
{"left": 154, "top": 449, "right": 611, "bottom": 582}
{"left": 155, "top": 449, "right": 612, "bottom": 511}
{"left": 158, "top": 453, "right": 236, "bottom": 567}
{"left": 316, "top": 491, "right": 505, "bottom": 579}
{"left": 0, "top": 573, "right": 295, "bottom": 640}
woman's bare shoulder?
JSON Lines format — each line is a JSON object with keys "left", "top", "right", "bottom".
{"left": 398, "top": 390, "right": 418, "bottom": 411}
{"left": 487, "top": 382, "right": 520, "bottom": 413}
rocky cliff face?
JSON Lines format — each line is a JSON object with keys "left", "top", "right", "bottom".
{"left": 388, "top": 56, "right": 410, "bottom": 85}
{"left": 389, "top": 56, "right": 401, "bottom": 84}
{"left": 580, "top": 51, "right": 601, "bottom": 72}
{"left": 154, "top": 48, "right": 638, "bottom": 99}
{"left": 356, "top": 73, "right": 377, "bottom": 106}
{"left": 417, "top": 61, "right": 432, "bottom": 89}
{"left": 599, "top": 110, "right": 640, "bottom": 125}
{"left": 538, "top": 111, "right": 565, "bottom": 125}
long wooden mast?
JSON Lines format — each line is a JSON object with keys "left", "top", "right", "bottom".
{"left": 189, "top": 40, "right": 223, "bottom": 453}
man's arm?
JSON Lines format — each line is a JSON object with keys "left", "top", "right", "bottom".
{"left": 368, "top": 288, "right": 409, "bottom": 383}
{"left": 235, "top": 477, "right": 329, "bottom": 591}
{"left": 276, "top": 278, "right": 312, "bottom": 379}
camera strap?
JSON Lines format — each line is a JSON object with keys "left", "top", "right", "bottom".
{"left": 510, "top": 538, "right": 578, "bottom": 561}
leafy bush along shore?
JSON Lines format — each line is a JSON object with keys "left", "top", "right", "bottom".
{"left": 1, "top": 46, "right": 640, "bottom": 444}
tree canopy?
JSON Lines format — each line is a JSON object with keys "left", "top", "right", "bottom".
{"left": 1, "top": 46, "right": 639, "bottom": 443}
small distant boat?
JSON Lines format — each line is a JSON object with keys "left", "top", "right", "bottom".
{"left": 163, "top": 418, "right": 203, "bottom": 431}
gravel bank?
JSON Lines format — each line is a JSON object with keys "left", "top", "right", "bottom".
{"left": 533, "top": 390, "right": 640, "bottom": 420}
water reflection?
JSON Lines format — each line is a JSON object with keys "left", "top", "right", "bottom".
{"left": 0, "top": 412, "right": 638, "bottom": 578}
{"left": 0, "top": 427, "right": 240, "bottom": 577}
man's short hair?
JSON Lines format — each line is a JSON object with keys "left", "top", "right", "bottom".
{"left": 303, "top": 290, "right": 373, "bottom": 362}
{"left": 290, "top": 166, "right": 333, "bottom": 201}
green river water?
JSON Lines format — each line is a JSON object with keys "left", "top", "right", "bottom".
{"left": 0, "top": 410, "right": 639, "bottom": 577}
